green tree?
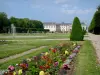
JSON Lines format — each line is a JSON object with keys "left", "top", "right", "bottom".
{"left": 70, "top": 17, "right": 83, "bottom": 41}
{"left": 3, "top": 12, "right": 44, "bottom": 33}
{"left": 9, "top": 16, "right": 17, "bottom": 26}
{"left": 0, "top": 12, "right": 9, "bottom": 33}
{"left": 88, "top": 5, "right": 100, "bottom": 34}
{"left": 97, "top": 5, "right": 100, "bottom": 11}
{"left": 88, "top": 17, "right": 95, "bottom": 33}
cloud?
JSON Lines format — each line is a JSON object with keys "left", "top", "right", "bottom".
{"left": 62, "top": 8, "right": 94, "bottom": 14}
{"left": 54, "top": 0, "right": 68, "bottom": 4}
{"left": 54, "top": 0, "right": 80, "bottom": 4}
{"left": 61, "top": 5, "right": 94, "bottom": 14}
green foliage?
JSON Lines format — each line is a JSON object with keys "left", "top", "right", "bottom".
{"left": 97, "top": 5, "right": 100, "bottom": 11}
{"left": 82, "top": 27, "right": 87, "bottom": 35}
{"left": 70, "top": 17, "right": 83, "bottom": 41}
{"left": 44, "top": 29, "right": 50, "bottom": 33}
{"left": 0, "top": 12, "right": 44, "bottom": 33}
{"left": 88, "top": 5, "right": 100, "bottom": 34}
{"left": 0, "top": 12, "right": 10, "bottom": 33}
{"left": 9, "top": 17, "right": 44, "bottom": 33}
{"left": 88, "top": 17, "right": 95, "bottom": 33}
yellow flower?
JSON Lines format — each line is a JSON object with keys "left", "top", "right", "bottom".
{"left": 65, "top": 50, "right": 69, "bottom": 55}
{"left": 73, "top": 43, "right": 76, "bottom": 46}
{"left": 45, "top": 52, "right": 49, "bottom": 55}
{"left": 13, "top": 71, "right": 16, "bottom": 75}
{"left": 27, "top": 58, "right": 31, "bottom": 62}
{"left": 39, "top": 71, "right": 45, "bottom": 75}
{"left": 18, "top": 69, "right": 22, "bottom": 74}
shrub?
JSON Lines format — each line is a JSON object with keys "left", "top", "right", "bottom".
{"left": 70, "top": 17, "right": 84, "bottom": 41}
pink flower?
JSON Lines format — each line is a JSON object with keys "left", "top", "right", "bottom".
{"left": 63, "top": 64, "right": 70, "bottom": 70}
{"left": 54, "top": 62, "right": 59, "bottom": 67}
{"left": 8, "top": 65, "right": 15, "bottom": 71}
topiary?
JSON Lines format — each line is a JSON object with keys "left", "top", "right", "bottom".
{"left": 70, "top": 17, "right": 84, "bottom": 41}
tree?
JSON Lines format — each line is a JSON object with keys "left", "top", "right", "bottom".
{"left": 82, "top": 27, "right": 87, "bottom": 35}
{"left": 97, "top": 5, "right": 100, "bottom": 11}
{"left": 70, "top": 17, "right": 83, "bottom": 41}
{"left": 0, "top": 12, "right": 44, "bottom": 33}
{"left": 88, "top": 17, "right": 95, "bottom": 33}
{"left": 0, "top": 12, "right": 9, "bottom": 33}
{"left": 88, "top": 5, "right": 100, "bottom": 34}
{"left": 9, "top": 16, "right": 17, "bottom": 26}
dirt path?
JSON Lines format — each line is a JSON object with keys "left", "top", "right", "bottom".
{"left": 0, "top": 39, "right": 69, "bottom": 41}
{"left": 0, "top": 46, "right": 46, "bottom": 64}
{"left": 88, "top": 33, "right": 100, "bottom": 63}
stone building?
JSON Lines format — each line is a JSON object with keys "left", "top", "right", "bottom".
{"left": 43, "top": 22, "right": 87, "bottom": 33}
{"left": 43, "top": 22, "right": 72, "bottom": 33}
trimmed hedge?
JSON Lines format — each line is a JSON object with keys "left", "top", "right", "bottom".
{"left": 70, "top": 17, "right": 84, "bottom": 41}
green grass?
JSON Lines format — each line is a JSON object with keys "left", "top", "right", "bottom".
{"left": 0, "top": 47, "right": 49, "bottom": 69}
{"left": 0, "top": 33, "right": 70, "bottom": 40}
{"left": 74, "top": 40, "right": 100, "bottom": 75}
{"left": 0, "top": 40, "right": 66, "bottom": 58}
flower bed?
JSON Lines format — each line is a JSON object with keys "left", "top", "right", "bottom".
{"left": 3, "top": 42, "right": 81, "bottom": 75}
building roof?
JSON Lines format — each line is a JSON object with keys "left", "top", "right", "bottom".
{"left": 43, "top": 22, "right": 72, "bottom": 25}
{"left": 43, "top": 22, "right": 56, "bottom": 24}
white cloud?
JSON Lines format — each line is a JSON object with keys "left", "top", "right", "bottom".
{"left": 61, "top": 4, "right": 78, "bottom": 10}
{"left": 54, "top": 0, "right": 68, "bottom": 4}
{"left": 61, "top": 8, "right": 94, "bottom": 14}
{"left": 61, "top": 5, "right": 94, "bottom": 14}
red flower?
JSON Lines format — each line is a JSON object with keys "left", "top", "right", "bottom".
{"left": 52, "top": 49, "right": 57, "bottom": 53}
{"left": 19, "top": 63, "right": 28, "bottom": 69}
{"left": 39, "top": 66, "right": 44, "bottom": 70}
{"left": 45, "top": 65, "right": 50, "bottom": 69}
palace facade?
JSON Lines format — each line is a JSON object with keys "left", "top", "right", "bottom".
{"left": 43, "top": 22, "right": 72, "bottom": 33}
{"left": 43, "top": 22, "right": 87, "bottom": 33}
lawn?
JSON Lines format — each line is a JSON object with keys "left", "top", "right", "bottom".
{"left": 0, "top": 33, "right": 70, "bottom": 40}
{"left": 74, "top": 40, "right": 100, "bottom": 75}
{"left": 0, "top": 40, "right": 66, "bottom": 58}
{"left": 0, "top": 47, "right": 49, "bottom": 69}
{"left": 0, "top": 40, "right": 73, "bottom": 70}
{"left": 0, "top": 33, "right": 69, "bottom": 58}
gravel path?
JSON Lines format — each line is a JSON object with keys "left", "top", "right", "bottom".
{"left": 88, "top": 33, "right": 100, "bottom": 63}
{"left": 0, "top": 46, "right": 46, "bottom": 64}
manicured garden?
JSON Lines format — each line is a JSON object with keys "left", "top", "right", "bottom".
{"left": 1, "top": 41, "right": 81, "bottom": 75}
{"left": 0, "top": 47, "right": 49, "bottom": 69}
{"left": 1, "top": 40, "right": 100, "bottom": 75}
{"left": 0, "top": 40, "right": 67, "bottom": 59}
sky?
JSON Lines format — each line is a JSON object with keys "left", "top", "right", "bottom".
{"left": 0, "top": 0, "right": 100, "bottom": 25}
